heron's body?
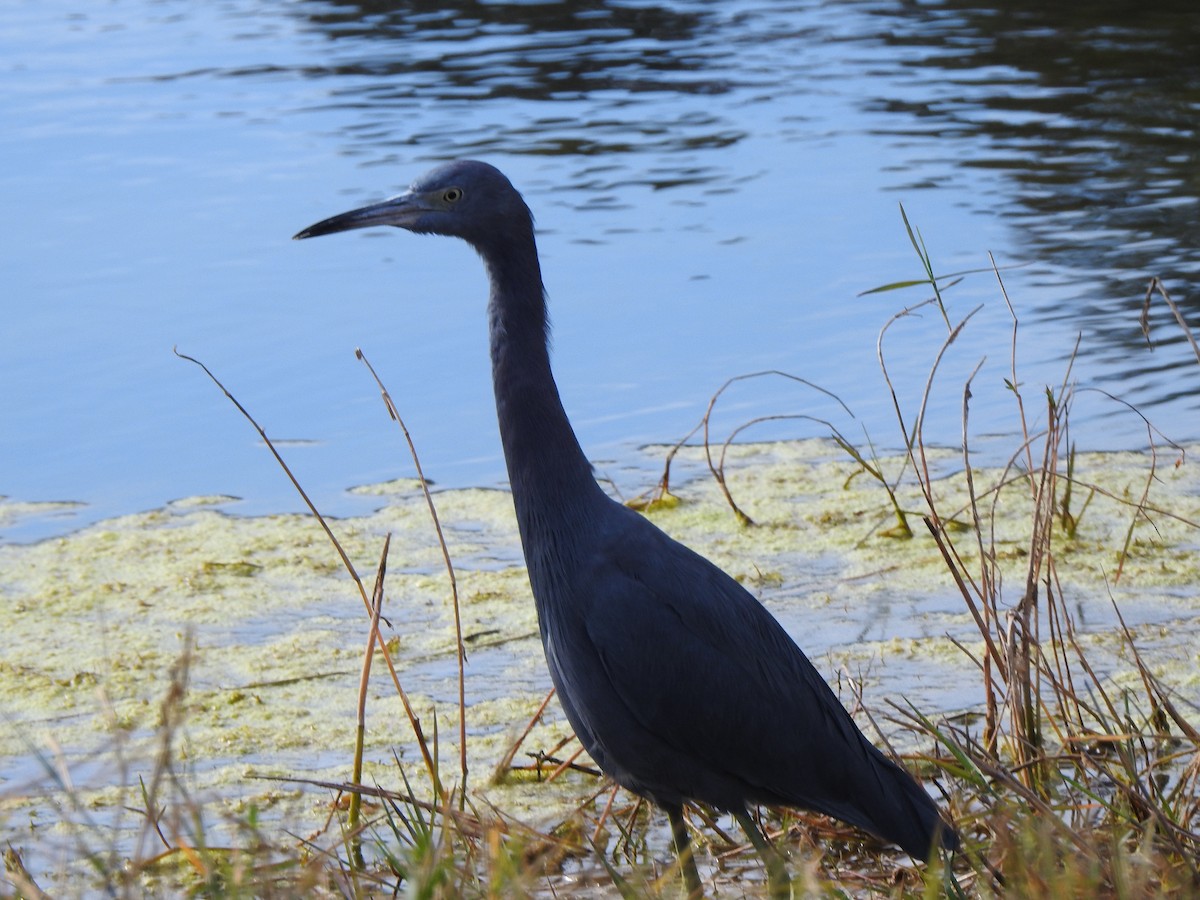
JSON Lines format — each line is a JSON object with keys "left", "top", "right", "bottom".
{"left": 296, "top": 160, "right": 957, "bottom": 891}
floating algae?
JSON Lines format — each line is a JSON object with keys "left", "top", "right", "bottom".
{"left": 1, "top": 440, "right": 1198, "bottom": 892}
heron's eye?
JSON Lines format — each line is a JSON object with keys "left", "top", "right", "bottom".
{"left": 443, "top": 187, "right": 463, "bottom": 203}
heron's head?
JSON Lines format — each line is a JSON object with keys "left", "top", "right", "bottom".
{"left": 293, "top": 159, "right": 532, "bottom": 249}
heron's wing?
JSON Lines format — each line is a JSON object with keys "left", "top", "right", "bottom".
{"left": 564, "top": 511, "right": 915, "bottom": 834}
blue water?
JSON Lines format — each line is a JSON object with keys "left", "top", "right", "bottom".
{"left": 4, "top": 1, "right": 1198, "bottom": 542}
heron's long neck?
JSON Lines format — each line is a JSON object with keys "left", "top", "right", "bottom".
{"left": 482, "top": 234, "right": 606, "bottom": 539}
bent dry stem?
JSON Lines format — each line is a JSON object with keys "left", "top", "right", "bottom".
{"left": 175, "top": 347, "right": 446, "bottom": 797}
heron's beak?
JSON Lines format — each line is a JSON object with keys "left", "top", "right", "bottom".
{"left": 293, "top": 191, "right": 429, "bottom": 240}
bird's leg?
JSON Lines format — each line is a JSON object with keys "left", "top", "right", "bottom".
{"left": 665, "top": 803, "right": 703, "bottom": 899}
{"left": 734, "top": 808, "right": 792, "bottom": 900}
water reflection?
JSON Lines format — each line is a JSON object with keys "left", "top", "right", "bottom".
{"left": 864, "top": 1, "right": 1199, "bottom": 382}
{"left": 295, "top": 0, "right": 719, "bottom": 97}
{"left": 286, "top": 0, "right": 750, "bottom": 199}
{"left": 289, "top": 0, "right": 1198, "bottom": 306}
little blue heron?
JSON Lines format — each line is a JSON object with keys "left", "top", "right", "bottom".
{"left": 295, "top": 160, "right": 958, "bottom": 895}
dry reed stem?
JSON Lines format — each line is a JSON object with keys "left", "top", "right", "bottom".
{"left": 356, "top": 347, "right": 470, "bottom": 793}
{"left": 546, "top": 744, "right": 591, "bottom": 782}
{"left": 895, "top": 257, "right": 1200, "bottom": 884}
{"left": 1141, "top": 276, "right": 1200, "bottom": 365}
{"left": 2, "top": 847, "right": 52, "bottom": 900}
{"left": 348, "top": 534, "right": 390, "bottom": 869}
{"left": 176, "top": 348, "right": 444, "bottom": 797}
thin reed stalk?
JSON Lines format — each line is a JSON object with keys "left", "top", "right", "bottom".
{"left": 357, "top": 347, "right": 470, "bottom": 795}
{"left": 175, "top": 349, "right": 443, "bottom": 798}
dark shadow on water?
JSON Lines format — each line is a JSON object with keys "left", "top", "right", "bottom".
{"left": 862, "top": 2, "right": 1199, "bottom": 374}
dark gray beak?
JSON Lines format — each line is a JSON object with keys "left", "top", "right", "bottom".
{"left": 293, "top": 191, "right": 427, "bottom": 240}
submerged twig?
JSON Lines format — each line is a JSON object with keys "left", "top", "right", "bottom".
{"left": 491, "top": 688, "right": 556, "bottom": 785}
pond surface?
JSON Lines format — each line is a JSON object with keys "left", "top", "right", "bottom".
{"left": 3, "top": 1, "right": 1199, "bottom": 542}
